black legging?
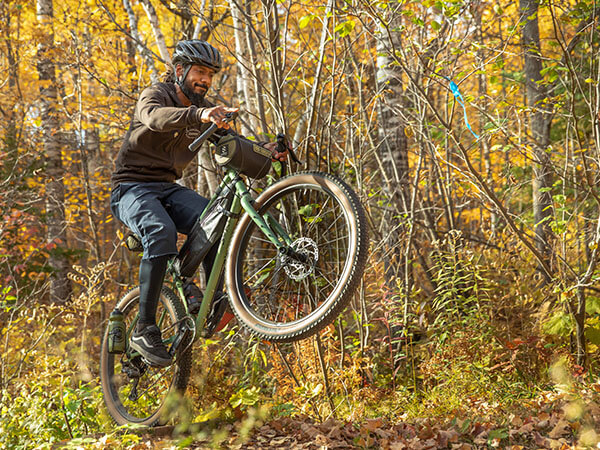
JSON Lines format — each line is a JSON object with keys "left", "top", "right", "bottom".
{"left": 137, "top": 255, "right": 169, "bottom": 330}
{"left": 137, "top": 243, "right": 223, "bottom": 331}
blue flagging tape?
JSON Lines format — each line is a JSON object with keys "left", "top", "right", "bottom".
{"left": 438, "top": 74, "right": 479, "bottom": 139}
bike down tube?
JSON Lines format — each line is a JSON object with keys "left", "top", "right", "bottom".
{"left": 192, "top": 191, "right": 242, "bottom": 338}
{"left": 172, "top": 172, "right": 238, "bottom": 316}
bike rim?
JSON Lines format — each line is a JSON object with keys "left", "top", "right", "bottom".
{"left": 235, "top": 180, "right": 356, "bottom": 331}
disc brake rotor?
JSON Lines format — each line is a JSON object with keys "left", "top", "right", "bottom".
{"left": 281, "top": 237, "right": 318, "bottom": 281}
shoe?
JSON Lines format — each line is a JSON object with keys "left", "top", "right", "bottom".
{"left": 130, "top": 325, "right": 173, "bottom": 367}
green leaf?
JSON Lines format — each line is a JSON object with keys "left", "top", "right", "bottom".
{"left": 298, "top": 204, "right": 315, "bottom": 216}
{"left": 334, "top": 20, "right": 355, "bottom": 37}
{"left": 585, "top": 326, "right": 600, "bottom": 346}
{"left": 431, "top": 20, "right": 441, "bottom": 31}
{"left": 543, "top": 312, "right": 573, "bottom": 336}
{"left": 587, "top": 297, "right": 600, "bottom": 315}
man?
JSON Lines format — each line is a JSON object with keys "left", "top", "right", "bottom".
{"left": 110, "top": 40, "right": 287, "bottom": 367}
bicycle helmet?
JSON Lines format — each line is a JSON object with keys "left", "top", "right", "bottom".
{"left": 172, "top": 40, "right": 222, "bottom": 72}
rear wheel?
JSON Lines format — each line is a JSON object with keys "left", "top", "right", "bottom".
{"left": 100, "top": 287, "right": 192, "bottom": 426}
{"left": 226, "top": 171, "right": 368, "bottom": 342}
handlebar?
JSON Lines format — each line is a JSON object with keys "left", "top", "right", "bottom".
{"left": 188, "top": 111, "right": 238, "bottom": 153}
{"left": 188, "top": 112, "right": 303, "bottom": 171}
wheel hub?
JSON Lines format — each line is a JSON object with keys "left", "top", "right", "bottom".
{"left": 281, "top": 237, "right": 318, "bottom": 281}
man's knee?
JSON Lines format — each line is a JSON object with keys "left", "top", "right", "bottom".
{"left": 141, "top": 222, "right": 178, "bottom": 259}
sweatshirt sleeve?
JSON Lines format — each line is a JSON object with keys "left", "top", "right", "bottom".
{"left": 136, "top": 84, "right": 204, "bottom": 132}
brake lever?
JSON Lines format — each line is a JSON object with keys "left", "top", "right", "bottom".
{"left": 276, "top": 133, "right": 302, "bottom": 164}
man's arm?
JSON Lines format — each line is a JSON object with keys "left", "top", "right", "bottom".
{"left": 137, "top": 85, "right": 205, "bottom": 132}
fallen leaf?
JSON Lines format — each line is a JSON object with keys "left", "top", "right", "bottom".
{"left": 418, "top": 425, "right": 435, "bottom": 440}
{"left": 473, "top": 430, "right": 488, "bottom": 445}
{"left": 548, "top": 419, "right": 570, "bottom": 438}
{"left": 300, "top": 423, "right": 321, "bottom": 438}
{"left": 509, "top": 414, "right": 523, "bottom": 427}
{"left": 389, "top": 441, "right": 407, "bottom": 450}
{"left": 538, "top": 411, "right": 550, "bottom": 421}
{"left": 533, "top": 431, "right": 549, "bottom": 447}
{"left": 517, "top": 422, "right": 535, "bottom": 433}
{"left": 437, "top": 429, "right": 460, "bottom": 447}
{"left": 327, "top": 425, "right": 343, "bottom": 440}
{"left": 364, "top": 417, "right": 384, "bottom": 432}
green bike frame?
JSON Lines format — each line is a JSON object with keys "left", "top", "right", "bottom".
{"left": 124, "top": 168, "right": 298, "bottom": 355}
{"left": 168, "top": 170, "right": 293, "bottom": 344}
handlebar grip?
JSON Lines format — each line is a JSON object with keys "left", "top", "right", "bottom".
{"left": 189, "top": 123, "right": 217, "bottom": 152}
{"left": 276, "top": 133, "right": 302, "bottom": 164}
{"left": 188, "top": 111, "right": 239, "bottom": 153}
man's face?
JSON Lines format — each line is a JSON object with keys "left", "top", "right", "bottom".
{"left": 177, "top": 64, "right": 216, "bottom": 106}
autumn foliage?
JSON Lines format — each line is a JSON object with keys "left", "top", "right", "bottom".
{"left": 1, "top": 0, "right": 600, "bottom": 447}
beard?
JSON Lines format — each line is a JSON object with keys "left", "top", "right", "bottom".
{"left": 180, "top": 78, "right": 208, "bottom": 106}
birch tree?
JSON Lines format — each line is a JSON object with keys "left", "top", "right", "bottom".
{"left": 374, "top": 5, "right": 411, "bottom": 291}
{"left": 229, "top": 0, "right": 259, "bottom": 136}
{"left": 123, "top": 0, "right": 159, "bottom": 83}
{"left": 37, "top": 0, "right": 71, "bottom": 302}
{"left": 140, "top": 0, "right": 172, "bottom": 65}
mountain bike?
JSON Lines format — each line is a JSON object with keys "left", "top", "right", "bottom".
{"left": 99, "top": 115, "right": 369, "bottom": 426}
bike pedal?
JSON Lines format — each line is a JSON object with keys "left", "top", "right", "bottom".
{"left": 201, "top": 293, "right": 229, "bottom": 338}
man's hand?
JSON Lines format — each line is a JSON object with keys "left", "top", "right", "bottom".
{"left": 263, "top": 141, "right": 289, "bottom": 162}
{"left": 200, "top": 106, "right": 239, "bottom": 129}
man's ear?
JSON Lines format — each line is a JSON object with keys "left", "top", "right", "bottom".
{"left": 175, "top": 64, "right": 183, "bottom": 81}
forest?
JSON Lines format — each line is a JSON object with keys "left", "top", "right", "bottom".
{"left": 1, "top": 0, "right": 600, "bottom": 447}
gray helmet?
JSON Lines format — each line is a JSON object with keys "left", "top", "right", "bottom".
{"left": 172, "top": 40, "right": 222, "bottom": 72}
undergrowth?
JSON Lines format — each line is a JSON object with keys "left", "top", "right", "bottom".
{"left": 1, "top": 242, "right": 599, "bottom": 448}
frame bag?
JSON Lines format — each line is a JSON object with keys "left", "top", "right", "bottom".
{"left": 175, "top": 186, "right": 234, "bottom": 278}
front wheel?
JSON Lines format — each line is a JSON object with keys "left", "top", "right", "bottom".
{"left": 227, "top": 171, "right": 369, "bottom": 342}
{"left": 100, "top": 287, "right": 192, "bottom": 426}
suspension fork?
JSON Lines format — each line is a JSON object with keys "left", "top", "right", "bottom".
{"left": 234, "top": 180, "right": 306, "bottom": 260}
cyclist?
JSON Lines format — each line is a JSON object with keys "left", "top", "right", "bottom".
{"left": 110, "top": 39, "right": 288, "bottom": 367}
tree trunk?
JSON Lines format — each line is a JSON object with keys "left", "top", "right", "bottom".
{"left": 192, "top": 0, "right": 207, "bottom": 39}
{"left": 37, "top": 0, "right": 71, "bottom": 302}
{"left": 262, "top": 0, "right": 287, "bottom": 138}
{"left": 520, "top": 0, "right": 554, "bottom": 281}
{"left": 244, "top": 0, "right": 268, "bottom": 132}
{"left": 123, "top": 0, "right": 159, "bottom": 83}
{"left": 140, "top": 0, "right": 172, "bottom": 66}
{"left": 230, "top": 0, "right": 260, "bottom": 136}
{"left": 374, "top": 8, "right": 411, "bottom": 289}
{"left": 292, "top": 0, "right": 334, "bottom": 154}
{"left": 474, "top": 4, "right": 495, "bottom": 236}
